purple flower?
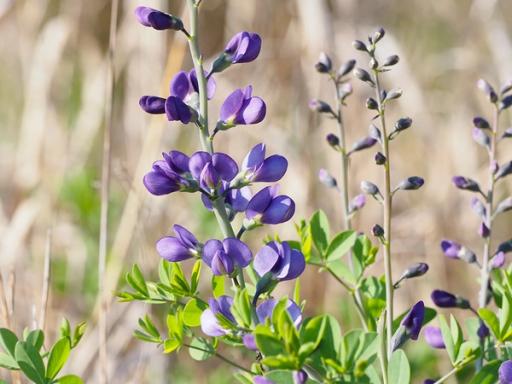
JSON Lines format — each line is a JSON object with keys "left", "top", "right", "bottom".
{"left": 246, "top": 185, "right": 295, "bottom": 225}
{"left": 139, "top": 96, "right": 166, "bottom": 114}
{"left": 424, "top": 326, "right": 445, "bottom": 349}
{"left": 424, "top": 380, "right": 435, "bottom": 384}
{"left": 440, "top": 240, "right": 476, "bottom": 263}
{"left": 293, "top": 370, "right": 308, "bottom": 384}
{"left": 492, "top": 251, "right": 506, "bottom": 269}
{"left": 225, "top": 187, "right": 252, "bottom": 213}
{"left": 242, "top": 334, "right": 257, "bottom": 350}
{"left": 189, "top": 151, "right": 238, "bottom": 194}
{"left": 431, "top": 290, "right": 470, "bottom": 309}
{"left": 391, "top": 301, "right": 425, "bottom": 351}
{"left": 396, "top": 176, "right": 424, "bottom": 191}
{"left": 348, "top": 136, "right": 377, "bottom": 155}
{"left": 135, "top": 6, "right": 183, "bottom": 31}
{"left": 202, "top": 238, "right": 252, "bottom": 276}
{"left": 473, "top": 127, "right": 490, "bottom": 148}
{"left": 156, "top": 225, "right": 200, "bottom": 262}
{"left": 164, "top": 96, "right": 194, "bottom": 123}
{"left": 499, "top": 360, "right": 512, "bottom": 384}
{"left": 256, "top": 298, "right": 303, "bottom": 327}
{"left": 224, "top": 32, "right": 262, "bottom": 64}
{"left": 170, "top": 69, "right": 216, "bottom": 101}
{"left": 348, "top": 194, "right": 366, "bottom": 214}
{"left": 452, "top": 176, "right": 481, "bottom": 193}
{"left": 253, "top": 241, "right": 305, "bottom": 281}
{"left": 200, "top": 296, "right": 236, "bottom": 337}
{"left": 241, "top": 144, "right": 288, "bottom": 183}
{"left": 318, "top": 169, "right": 337, "bottom": 189}
{"left": 143, "top": 151, "right": 194, "bottom": 195}
{"left": 218, "top": 86, "right": 266, "bottom": 128}
{"left": 253, "top": 377, "right": 274, "bottom": 384}
{"left": 478, "top": 323, "right": 490, "bottom": 338}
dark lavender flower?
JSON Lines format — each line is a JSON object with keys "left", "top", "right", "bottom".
{"left": 423, "top": 380, "right": 435, "bottom": 384}
{"left": 496, "top": 161, "right": 512, "bottom": 180}
{"left": 156, "top": 225, "right": 201, "bottom": 262}
{"left": 369, "top": 124, "right": 382, "bottom": 142}
{"left": 452, "top": 176, "right": 482, "bottom": 193}
{"left": 164, "top": 96, "right": 194, "bottom": 123}
{"left": 256, "top": 299, "right": 303, "bottom": 327}
{"left": 189, "top": 151, "right": 238, "bottom": 194}
{"left": 423, "top": 326, "right": 445, "bottom": 349}
{"left": 253, "top": 241, "right": 305, "bottom": 281}
{"left": 375, "top": 152, "right": 386, "bottom": 165}
{"left": 361, "top": 180, "right": 381, "bottom": 198}
{"left": 383, "top": 55, "right": 399, "bottom": 66}
{"left": 394, "top": 117, "right": 413, "bottom": 133}
{"left": 477, "top": 323, "right": 490, "bottom": 339}
{"left": 224, "top": 32, "right": 262, "bottom": 64}
{"left": 338, "top": 60, "right": 356, "bottom": 78}
{"left": 372, "top": 224, "right": 384, "bottom": 237}
{"left": 353, "top": 68, "right": 374, "bottom": 86}
{"left": 431, "top": 290, "right": 470, "bottom": 309}
{"left": 499, "top": 360, "right": 512, "bottom": 384}
{"left": 326, "top": 133, "right": 340, "bottom": 148}
{"left": 473, "top": 116, "right": 490, "bottom": 130}
{"left": 348, "top": 194, "right": 366, "bottom": 214}
{"left": 496, "top": 197, "right": 512, "bottom": 215}
{"left": 293, "top": 370, "right": 308, "bottom": 384}
{"left": 139, "top": 96, "right": 166, "bottom": 114}
{"left": 396, "top": 176, "right": 424, "bottom": 191}
{"left": 225, "top": 187, "right": 252, "bottom": 213}
{"left": 348, "top": 137, "right": 377, "bottom": 155}
{"left": 202, "top": 238, "right": 252, "bottom": 276}
{"left": 318, "top": 168, "right": 337, "bottom": 189}
{"left": 143, "top": 151, "right": 194, "bottom": 195}
{"left": 492, "top": 252, "right": 506, "bottom": 269}
{"left": 253, "top": 377, "right": 274, "bottom": 384}
{"left": 200, "top": 296, "right": 236, "bottom": 337}
{"left": 240, "top": 144, "right": 288, "bottom": 183}
{"left": 135, "top": 6, "right": 183, "bottom": 31}
{"left": 473, "top": 128, "right": 491, "bottom": 148}
{"left": 391, "top": 301, "right": 425, "bottom": 351}
{"left": 246, "top": 185, "right": 295, "bottom": 225}
{"left": 315, "top": 52, "right": 332, "bottom": 73}
{"left": 309, "top": 99, "right": 333, "bottom": 114}
{"left": 497, "top": 240, "right": 512, "bottom": 254}
{"left": 479, "top": 222, "right": 490, "bottom": 238}
{"left": 477, "top": 79, "right": 498, "bottom": 103}
{"left": 218, "top": 86, "right": 266, "bottom": 128}
{"left": 242, "top": 333, "right": 257, "bottom": 350}
{"left": 396, "top": 263, "right": 429, "bottom": 286}
{"left": 440, "top": 240, "right": 476, "bottom": 263}
{"left": 170, "top": 69, "right": 216, "bottom": 101}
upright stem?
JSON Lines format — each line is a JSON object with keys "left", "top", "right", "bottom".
{"left": 186, "top": 0, "right": 244, "bottom": 288}
{"left": 477, "top": 105, "right": 499, "bottom": 368}
{"left": 331, "top": 79, "right": 368, "bottom": 331}
{"left": 374, "top": 70, "right": 394, "bottom": 359}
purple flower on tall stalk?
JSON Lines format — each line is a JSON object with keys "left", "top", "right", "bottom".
{"left": 224, "top": 32, "right": 262, "bottom": 64}
{"left": 139, "top": 96, "right": 166, "bottom": 114}
{"left": 431, "top": 290, "right": 470, "bottom": 309}
{"left": 318, "top": 169, "right": 337, "bottom": 189}
{"left": 253, "top": 241, "right": 305, "bottom": 281}
{"left": 391, "top": 301, "right": 425, "bottom": 351}
{"left": 492, "top": 251, "right": 506, "bottom": 269}
{"left": 423, "top": 326, "right": 445, "bottom": 349}
{"left": 240, "top": 144, "right": 288, "bottom": 183}
{"left": 246, "top": 185, "right": 295, "bottom": 225}
{"left": 135, "top": 6, "right": 183, "bottom": 31}
{"left": 202, "top": 238, "right": 252, "bottom": 276}
{"left": 452, "top": 176, "right": 482, "bottom": 193}
{"left": 440, "top": 240, "right": 476, "bottom": 263}
{"left": 348, "top": 194, "right": 366, "bottom": 214}
{"left": 499, "top": 360, "right": 512, "bottom": 384}
{"left": 143, "top": 151, "right": 194, "bottom": 195}
{"left": 189, "top": 151, "right": 238, "bottom": 194}
{"left": 200, "top": 296, "right": 236, "bottom": 337}
{"left": 156, "top": 225, "right": 201, "bottom": 262}
{"left": 218, "top": 86, "right": 266, "bottom": 129}
{"left": 256, "top": 299, "right": 303, "bottom": 327}
{"left": 225, "top": 187, "right": 252, "bottom": 213}
{"left": 170, "top": 69, "right": 216, "bottom": 101}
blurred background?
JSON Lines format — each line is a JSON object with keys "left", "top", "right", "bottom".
{"left": 1, "top": 0, "right": 512, "bottom": 382}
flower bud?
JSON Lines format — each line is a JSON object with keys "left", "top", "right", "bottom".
{"left": 396, "top": 176, "right": 424, "bottom": 191}
{"left": 318, "top": 169, "right": 337, "bottom": 188}
{"left": 496, "top": 161, "right": 512, "bottom": 180}
{"left": 366, "top": 97, "right": 379, "bottom": 110}
{"left": 349, "top": 137, "right": 377, "bottom": 155}
{"left": 369, "top": 124, "right": 382, "bottom": 141}
{"left": 473, "top": 116, "right": 490, "bottom": 129}
{"left": 352, "top": 40, "right": 368, "bottom": 52}
{"left": 361, "top": 180, "right": 381, "bottom": 196}
{"left": 326, "top": 133, "right": 340, "bottom": 148}
{"left": 353, "top": 68, "right": 375, "bottom": 86}
{"left": 452, "top": 176, "right": 482, "bottom": 193}
{"left": 135, "top": 6, "right": 184, "bottom": 31}
{"left": 471, "top": 197, "right": 486, "bottom": 219}
{"left": 373, "top": 27, "right": 386, "bottom": 43}
{"left": 369, "top": 58, "right": 379, "bottom": 70}
{"left": 478, "top": 222, "right": 490, "bottom": 238}
{"left": 440, "top": 240, "right": 477, "bottom": 263}
{"left": 383, "top": 55, "right": 399, "bottom": 66}
{"left": 375, "top": 152, "right": 386, "bottom": 165}
{"left": 477, "top": 79, "right": 498, "bottom": 103}
{"left": 495, "top": 197, "right": 512, "bottom": 215}
{"left": 315, "top": 52, "right": 332, "bottom": 73}
{"left": 497, "top": 240, "right": 512, "bottom": 254}
{"left": 337, "top": 59, "right": 356, "bottom": 78}
{"left": 399, "top": 262, "right": 429, "bottom": 281}
{"left": 491, "top": 252, "right": 505, "bottom": 269}
{"left": 395, "top": 117, "right": 413, "bottom": 131}
{"left": 472, "top": 128, "right": 491, "bottom": 148}
{"left": 500, "top": 95, "right": 512, "bottom": 111}
{"left": 431, "top": 290, "right": 470, "bottom": 309}
{"left": 372, "top": 224, "right": 384, "bottom": 237}
{"left": 500, "top": 80, "right": 512, "bottom": 95}
{"left": 338, "top": 82, "right": 353, "bottom": 101}
{"left": 309, "top": 99, "right": 333, "bottom": 114}
{"left": 348, "top": 194, "right": 366, "bottom": 214}
{"left": 386, "top": 88, "right": 403, "bottom": 100}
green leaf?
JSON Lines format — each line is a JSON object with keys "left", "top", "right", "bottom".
{"left": 264, "top": 369, "right": 295, "bottom": 384}
{"left": 0, "top": 352, "right": 18, "bottom": 369}
{"left": 190, "top": 260, "right": 202, "bottom": 294}
{"left": 254, "top": 324, "right": 285, "bottom": 356}
{"left": 46, "top": 338, "right": 70, "bottom": 379}
{"left": 166, "top": 311, "right": 184, "bottom": 343}
{"left": 72, "top": 321, "right": 87, "bottom": 348}
{"left": 387, "top": 349, "right": 410, "bottom": 384}
{"left": 260, "top": 354, "right": 298, "bottom": 370}
{"left": 133, "top": 330, "right": 160, "bottom": 344}
{"left": 25, "top": 330, "right": 44, "bottom": 352}
{"left": 15, "top": 341, "right": 46, "bottom": 384}
{"left": 450, "top": 315, "right": 463, "bottom": 360}
{"left": 170, "top": 263, "right": 190, "bottom": 295}
{"left": 232, "top": 289, "right": 252, "bottom": 328}
{"left": 300, "top": 316, "right": 326, "bottom": 350}
{"left": 478, "top": 308, "right": 500, "bottom": 340}
{"left": 0, "top": 328, "right": 18, "bottom": 362}
{"left": 138, "top": 315, "right": 160, "bottom": 338}
{"left": 59, "top": 319, "right": 71, "bottom": 340}
{"left": 212, "top": 275, "right": 226, "bottom": 298}
{"left": 469, "top": 360, "right": 500, "bottom": 384}
{"left": 55, "top": 375, "right": 84, "bottom": 384}
{"left": 163, "top": 338, "right": 180, "bottom": 353}
{"left": 183, "top": 298, "right": 208, "bottom": 327}
{"left": 438, "top": 315, "right": 455, "bottom": 364}
{"left": 500, "top": 292, "right": 512, "bottom": 340}
{"left": 188, "top": 337, "right": 215, "bottom": 361}
{"left": 327, "top": 259, "right": 356, "bottom": 286}
{"left": 310, "top": 210, "right": 330, "bottom": 255}
{"left": 325, "top": 230, "right": 357, "bottom": 262}
{"left": 126, "top": 264, "right": 148, "bottom": 296}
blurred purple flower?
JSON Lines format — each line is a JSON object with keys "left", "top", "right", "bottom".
{"left": 241, "top": 144, "right": 288, "bottom": 183}
{"left": 135, "top": 6, "right": 183, "bottom": 31}
{"left": 143, "top": 151, "right": 193, "bottom": 195}
{"left": 139, "top": 96, "right": 166, "bottom": 114}
{"left": 348, "top": 136, "right": 377, "bottom": 155}
{"left": 424, "top": 326, "right": 445, "bottom": 349}
{"left": 202, "top": 238, "right": 252, "bottom": 276}
{"left": 156, "top": 225, "right": 200, "bottom": 262}
{"left": 256, "top": 298, "right": 303, "bottom": 327}
{"left": 492, "top": 252, "right": 506, "bottom": 269}
{"left": 253, "top": 241, "right": 305, "bottom": 281}
{"left": 318, "top": 169, "right": 337, "bottom": 189}
{"left": 431, "top": 290, "right": 470, "bottom": 309}
{"left": 242, "top": 334, "right": 257, "bottom": 350}
{"left": 246, "top": 185, "right": 295, "bottom": 224}
{"left": 219, "top": 86, "right": 266, "bottom": 127}
{"left": 499, "top": 360, "right": 512, "bottom": 384}
{"left": 348, "top": 194, "right": 366, "bottom": 214}
{"left": 452, "top": 176, "right": 481, "bottom": 193}
{"left": 391, "top": 301, "right": 425, "bottom": 351}
{"left": 253, "top": 377, "right": 274, "bottom": 384}
{"left": 440, "top": 240, "right": 476, "bottom": 263}
{"left": 200, "top": 296, "right": 236, "bottom": 337}
{"left": 478, "top": 323, "right": 490, "bottom": 339}
{"left": 293, "top": 370, "right": 308, "bottom": 384}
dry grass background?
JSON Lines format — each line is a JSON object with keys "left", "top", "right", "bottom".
{"left": 1, "top": 0, "right": 512, "bottom": 382}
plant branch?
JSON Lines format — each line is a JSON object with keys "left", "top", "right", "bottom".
{"left": 182, "top": 343, "right": 256, "bottom": 375}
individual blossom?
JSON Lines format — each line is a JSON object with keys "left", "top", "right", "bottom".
{"left": 135, "top": 6, "right": 183, "bottom": 31}
{"left": 238, "top": 143, "right": 288, "bottom": 184}
{"left": 391, "top": 301, "right": 425, "bottom": 351}
{"left": 253, "top": 241, "right": 305, "bottom": 281}
{"left": 156, "top": 225, "right": 201, "bottom": 262}
{"left": 210, "top": 31, "right": 262, "bottom": 75}
{"left": 200, "top": 296, "right": 236, "bottom": 337}
{"left": 139, "top": 96, "right": 166, "bottom": 114}
{"left": 225, "top": 187, "right": 252, "bottom": 214}
{"left": 491, "top": 251, "right": 506, "bottom": 269}
{"left": 431, "top": 290, "right": 470, "bottom": 309}
{"left": 477, "top": 323, "right": 490, "bottom": 339}
{"left": 188, "top": 151, "right": 238, "bottom": 195}
{"left": 170, "top": 69, "right": 216, "bottom": 101}
{"left": 452, "top": 176, "right": 482, "bottom": 193}
{"left": 202, "top": 238, "right": 252, "bottom": 276}
{"left": 318, "top": 169, "right": 337, "bottom": 189}
{"left": 499, "top": 360, "right": 512, "bottom": 384}
{"left": 423, "top": 326, "right": 445, "bottom": 349}
{"left": 348, "top": 194, "right": 366, "bottom": 214}
{"left": 348, "top": 136, "right": 377, "bottom": 155}
{"left": 245, "top": 185, "right": 295, "bottom": 225}
{"left": 143, "top": 151, "right": 194, "bottom": 195}
{"left": 256, "top": 298, "right": 303, "bottom": 327}
{"left": 217, "top": 86, "right": 266, "bottom": 129}
{"left": 440, "top": 240, "right": 476, "bottom": 263}
{"left": 293, "top": 370, "right": 308, "bottom": 384}
{"left": 395, "top": 176, "right": 424, "bottom": 191}
{"left": 394, "top": 263, "right": 429, "bottom": 287}
{"left": 253, "top": 377, "right": 274, "bottom": 384}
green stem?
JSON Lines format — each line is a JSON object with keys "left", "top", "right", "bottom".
{"left": 477, "top": 105, "right": 499, "bottom": 369}
{"left": 186, "top": 0, "right": 245, "bottom": 289}
{"left": 373, "top": 69, "right": 394, "bottom": 359}
{"left": 182, "top": 343, "right": 256, "bottom": 374}
{"left": 433, "top": 366, "right": 459, "bottom": 384}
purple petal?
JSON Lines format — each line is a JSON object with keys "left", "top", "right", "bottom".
{"left": 253, "top": 377, "right": 274, "bottom": 384}
{"left": 220, "top": 89, "right": 244, "bottom": 122}
{"left": 500, "top": 361, "right": 512, "bottom": 384}
{"left": 216, "top": 296, "right": 235, "bottom": 321}
{"left": 440, "top": 240, "right": 461, "bottom": 258}
{"left": 253, "top": 155, "right": 287, "bottom": 182}
{"left": 169, "top": 71, "right": 191, "bottom": 100}
{"left": 199, "top": 162, "right": 220, "bottom": 190}
{"left": 225, "top": 32, "right": 262, "bottom": 64}
{"left": 211, "top": 250, "right": 234, "bottom": 275}
{"left": 286, "top": 300, "right": 303, "bottom": 327}
{"left": 256, "top": 299, "right": 276, "bottom": 323}
{"left": 492, "top": 252, "right": 506, "bottom": 269}
{"left": 261, "top": 195, "right": 295, "bottom": 224}
{"left": 224, "top": 238, "right": 252, "bottom": 267}
{"left": 282, "top": 248, "right": 306, "bottom": 281}
{"left": 143, "top": 169, "right": 178, "bottom": 195}
{"left": 424, "top": 326, "right": 445, "bottom": 349}
{"left": 201, "top": 193, "right": 213, "bottom": 211}
{"left": 200, "top": 309, "right": 225, "bottom": 337}
{"left": 236, "top": 96, "right": 266, "bottom": 125}
{"left": 402, "top": 301, "right": 425, "bottom": 340}
{"left": 188, "top": 69, "right": 216, "bottom": 100}
{"left": 173, "top": 225, "right": 198, "bottom": 249}
{"left": 226, "top": 187, "right": 252, "bottom": 212}
{"left": 163, "top": 150, "right": 190, "bottom": 174}
{"left": 139, "top": 95, "right": 166, "bottom": 114}
{"left": 246, "top": 186, "right": 273, "bottom": 219}
{"left": 165, "top": 96, "right": 192, "bottom": 123}
{"left": 242, "top": 334, "right": 257, "bottom": 350}
{"left": 189, "top": 151, "right": 212, "bottom": 180}
{"left": 242, "top": 144, "right": 266, "bottom": 170}
{"left": 212, "top": 153, "right": 239, "bottom": 181}
{"left": 135, "top": 6, "right": 153, "bottom": 27}
{"left": 202, "top": 239, "right": 223, "bottom": 267}
{"left": 156, "top": 236, "right": 192, "bottom": 262}
{"left": 253, "top": 243, "right": 280, "bottom": 277}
